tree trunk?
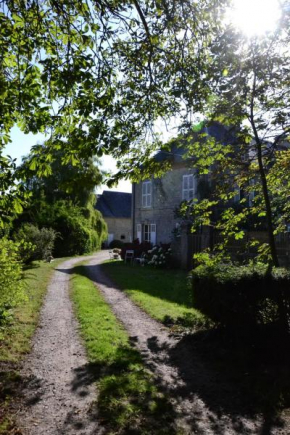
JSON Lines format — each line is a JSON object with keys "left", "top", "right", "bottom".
{"left": 255, "top": 140, "right": 279, "bottom": 267}
{"left": 250, "top": 72, "right": 279, "bottom": 267}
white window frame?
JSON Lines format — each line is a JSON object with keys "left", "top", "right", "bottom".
{"left": 140, "top": 223, "right": 157, "bottom": 244}
{"left": 142, "top": 180, "right": 152, "bottom": 207}
{"left": 182, "top": 174, "right": 195, "bottom": 201}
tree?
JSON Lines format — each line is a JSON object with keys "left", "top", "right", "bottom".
{"left": 0, "top": 0, "right": 223, "bottom": 224}
{"left": 0, "top": 154, "right": 28, "bottom": 227}
{"left": 182, "top": 13, "right": 290, "bottom": 266}
{"left": 14, "top": 147, "right": 107, "bottom": 255}
{"left": 19, "top": 144, "right": 103, "bottom": 207}
{"left": 0, "top": 0, "right": 219, "bottom": 149}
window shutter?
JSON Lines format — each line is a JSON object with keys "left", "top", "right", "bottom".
{"left": 150, "top": 224, "right": 156, "bottom": 245}
{"left": 183, "top": 174, "right": 195, "bottom": 200}
{"left": 189, "top": 175, "right": 194, "bottom": 199}
{"left": 137, "top": 224, "right": 142, "bottom": 243}
{"left": 147, "top": 181, "right": 152, "bottom": 206}
{"left": 182, "top": 175, "right": 188, "bottom": 200}
{"left": 142, "top": 181, "right": 152, "bottom": 207}
{"left": 189, "top": 175, "right": 194, "bottom": 189}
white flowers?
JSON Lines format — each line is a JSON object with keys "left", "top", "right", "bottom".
{"left": 144, "top": 245, "right": 172, "bottom": 268}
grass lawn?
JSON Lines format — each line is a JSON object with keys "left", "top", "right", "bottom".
{"left": 0, "top": 257, "right": 69, "bottom": 433}
{"left": 100, "top": 263, "right": 290, "bottom": 421}
{"left": 101, "top": 261, "right": 207, "bottom": 328}
{"left": 70, "top": 265, "right": 181, "bottom": 435}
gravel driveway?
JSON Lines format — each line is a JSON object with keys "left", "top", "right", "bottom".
{"left": 17, "top": 253, "right": 108, "bottom": 435}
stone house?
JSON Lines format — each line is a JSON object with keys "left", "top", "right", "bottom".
{"left": 132, "top": 152, "right": 199, "bottom": 268}
{"left": 132, "top": 123, "right": 238, "bottom": 245}
{"left": 131, "top": 123, "right": 238, "bottom": 267}
{"left": 132, "top": 161, "right": 196, "bottom": 245}
{"left": 95, "top": 191, "right": 132, "bottom": 246}
{"left": 132, "top": 123, "right": 290, "bottom": 268}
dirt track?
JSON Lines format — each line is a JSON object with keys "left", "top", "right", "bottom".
{"left": 17, "top": 254, "right": 108, "bottom": 435}
{"left": 17, "top": 252, "right": 289, "bottom": 434}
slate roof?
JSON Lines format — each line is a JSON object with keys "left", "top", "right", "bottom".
{"left": 154, "top": 122, "right": 237, "bottom": 163}
{"left": 95, "top": 191, "right": 132, "bottom": 218}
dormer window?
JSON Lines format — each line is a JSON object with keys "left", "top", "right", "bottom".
{"left": 182, "top": 174, "right": 195, "bottom": 200}
{"left": 142, "top": 180, "right": 152, "bottom": 207}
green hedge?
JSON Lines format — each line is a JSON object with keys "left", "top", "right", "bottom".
{"left": 0, "top": 238, "right": 25, "bottom": 324}
{"left": 34, "top": 201, "right": 107, "bottom": 257}
{"left": 191, "top": 263, "right": 290, "bottom": 332}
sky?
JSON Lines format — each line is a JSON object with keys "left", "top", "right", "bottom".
{"left": 229, "top": 0, "right": 281, "bottom": 37}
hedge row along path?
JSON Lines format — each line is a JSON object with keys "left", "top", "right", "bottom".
{"left": 18, "top": 252, "right": 288, "bottom": 434}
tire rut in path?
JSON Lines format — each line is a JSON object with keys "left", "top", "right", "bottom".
{"left": 17, "top": 254, "right": 108, "bottom": 435}
{"left": 85, "top": 257, "right": 288, "bottom": 435}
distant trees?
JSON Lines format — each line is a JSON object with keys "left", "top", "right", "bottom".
{"left": 13, "top": 146, "right": 107, "bottom": 256}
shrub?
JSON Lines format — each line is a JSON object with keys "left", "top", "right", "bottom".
{"left": 109, "top": 239, "right": 124, "bottom": 249}
{"left": 191, "top": 262, "right": 290, "bottom": 332}
{"left": 14, "top": 223, "right": 57, "bottom": 263}
{"left": 0, "top": 238, "right": 25, "bottom": 324}
{"left": 144, "top": 245, "right": 172, "bottom": 268}
{"left": 36, "top": 201, "right": 107, "bottom": 256}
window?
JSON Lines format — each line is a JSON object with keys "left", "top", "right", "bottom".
{"left": 142, "top": 180, "right": 152, "bottom": 207}
{"left": 138, "top": 223, "right": 156, "bottom": 244}
{"left": 182, "top": 174, "right": 195, "bottom": 200}
{"left": 143, "top": 224, "right": 150, "bottom": 242}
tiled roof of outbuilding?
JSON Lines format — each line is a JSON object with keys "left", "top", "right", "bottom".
{"left": 95, "top": 191, "right": 132, "bottom": 218}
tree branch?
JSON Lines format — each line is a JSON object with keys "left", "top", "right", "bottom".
{"left": 132, "top": 0, "right": 151, "bottom": 40}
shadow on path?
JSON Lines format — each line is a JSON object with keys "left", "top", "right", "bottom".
{"left": 56, "top": 262, "right": 290, "bottom": 434}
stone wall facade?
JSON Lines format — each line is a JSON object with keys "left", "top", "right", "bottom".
{"left": 105, "top": 217, "right": 132, "bottom": 245}
{"left": 133, "top": 165, "right": 196, "bottom": 245}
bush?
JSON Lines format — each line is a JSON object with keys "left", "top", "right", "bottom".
{"left": 14, "top": 223, "right": 57, "bottom": 263}
{"left": 0, "top": 238, "right": 25, "bottom": 324}
{"left": 36, "top": 201, "right": 107, "bottom": 256}
{"left": 191, "top": 262, "right": 290, "bottom": 332}
{"left": 52, "top": 212, "right": 104, "bottom": 256}
{"left": 109, "top": 239, "right": 124, "bottom": 249}
{"left": 144, "top": 245, "right": 172, "bottom": 268}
